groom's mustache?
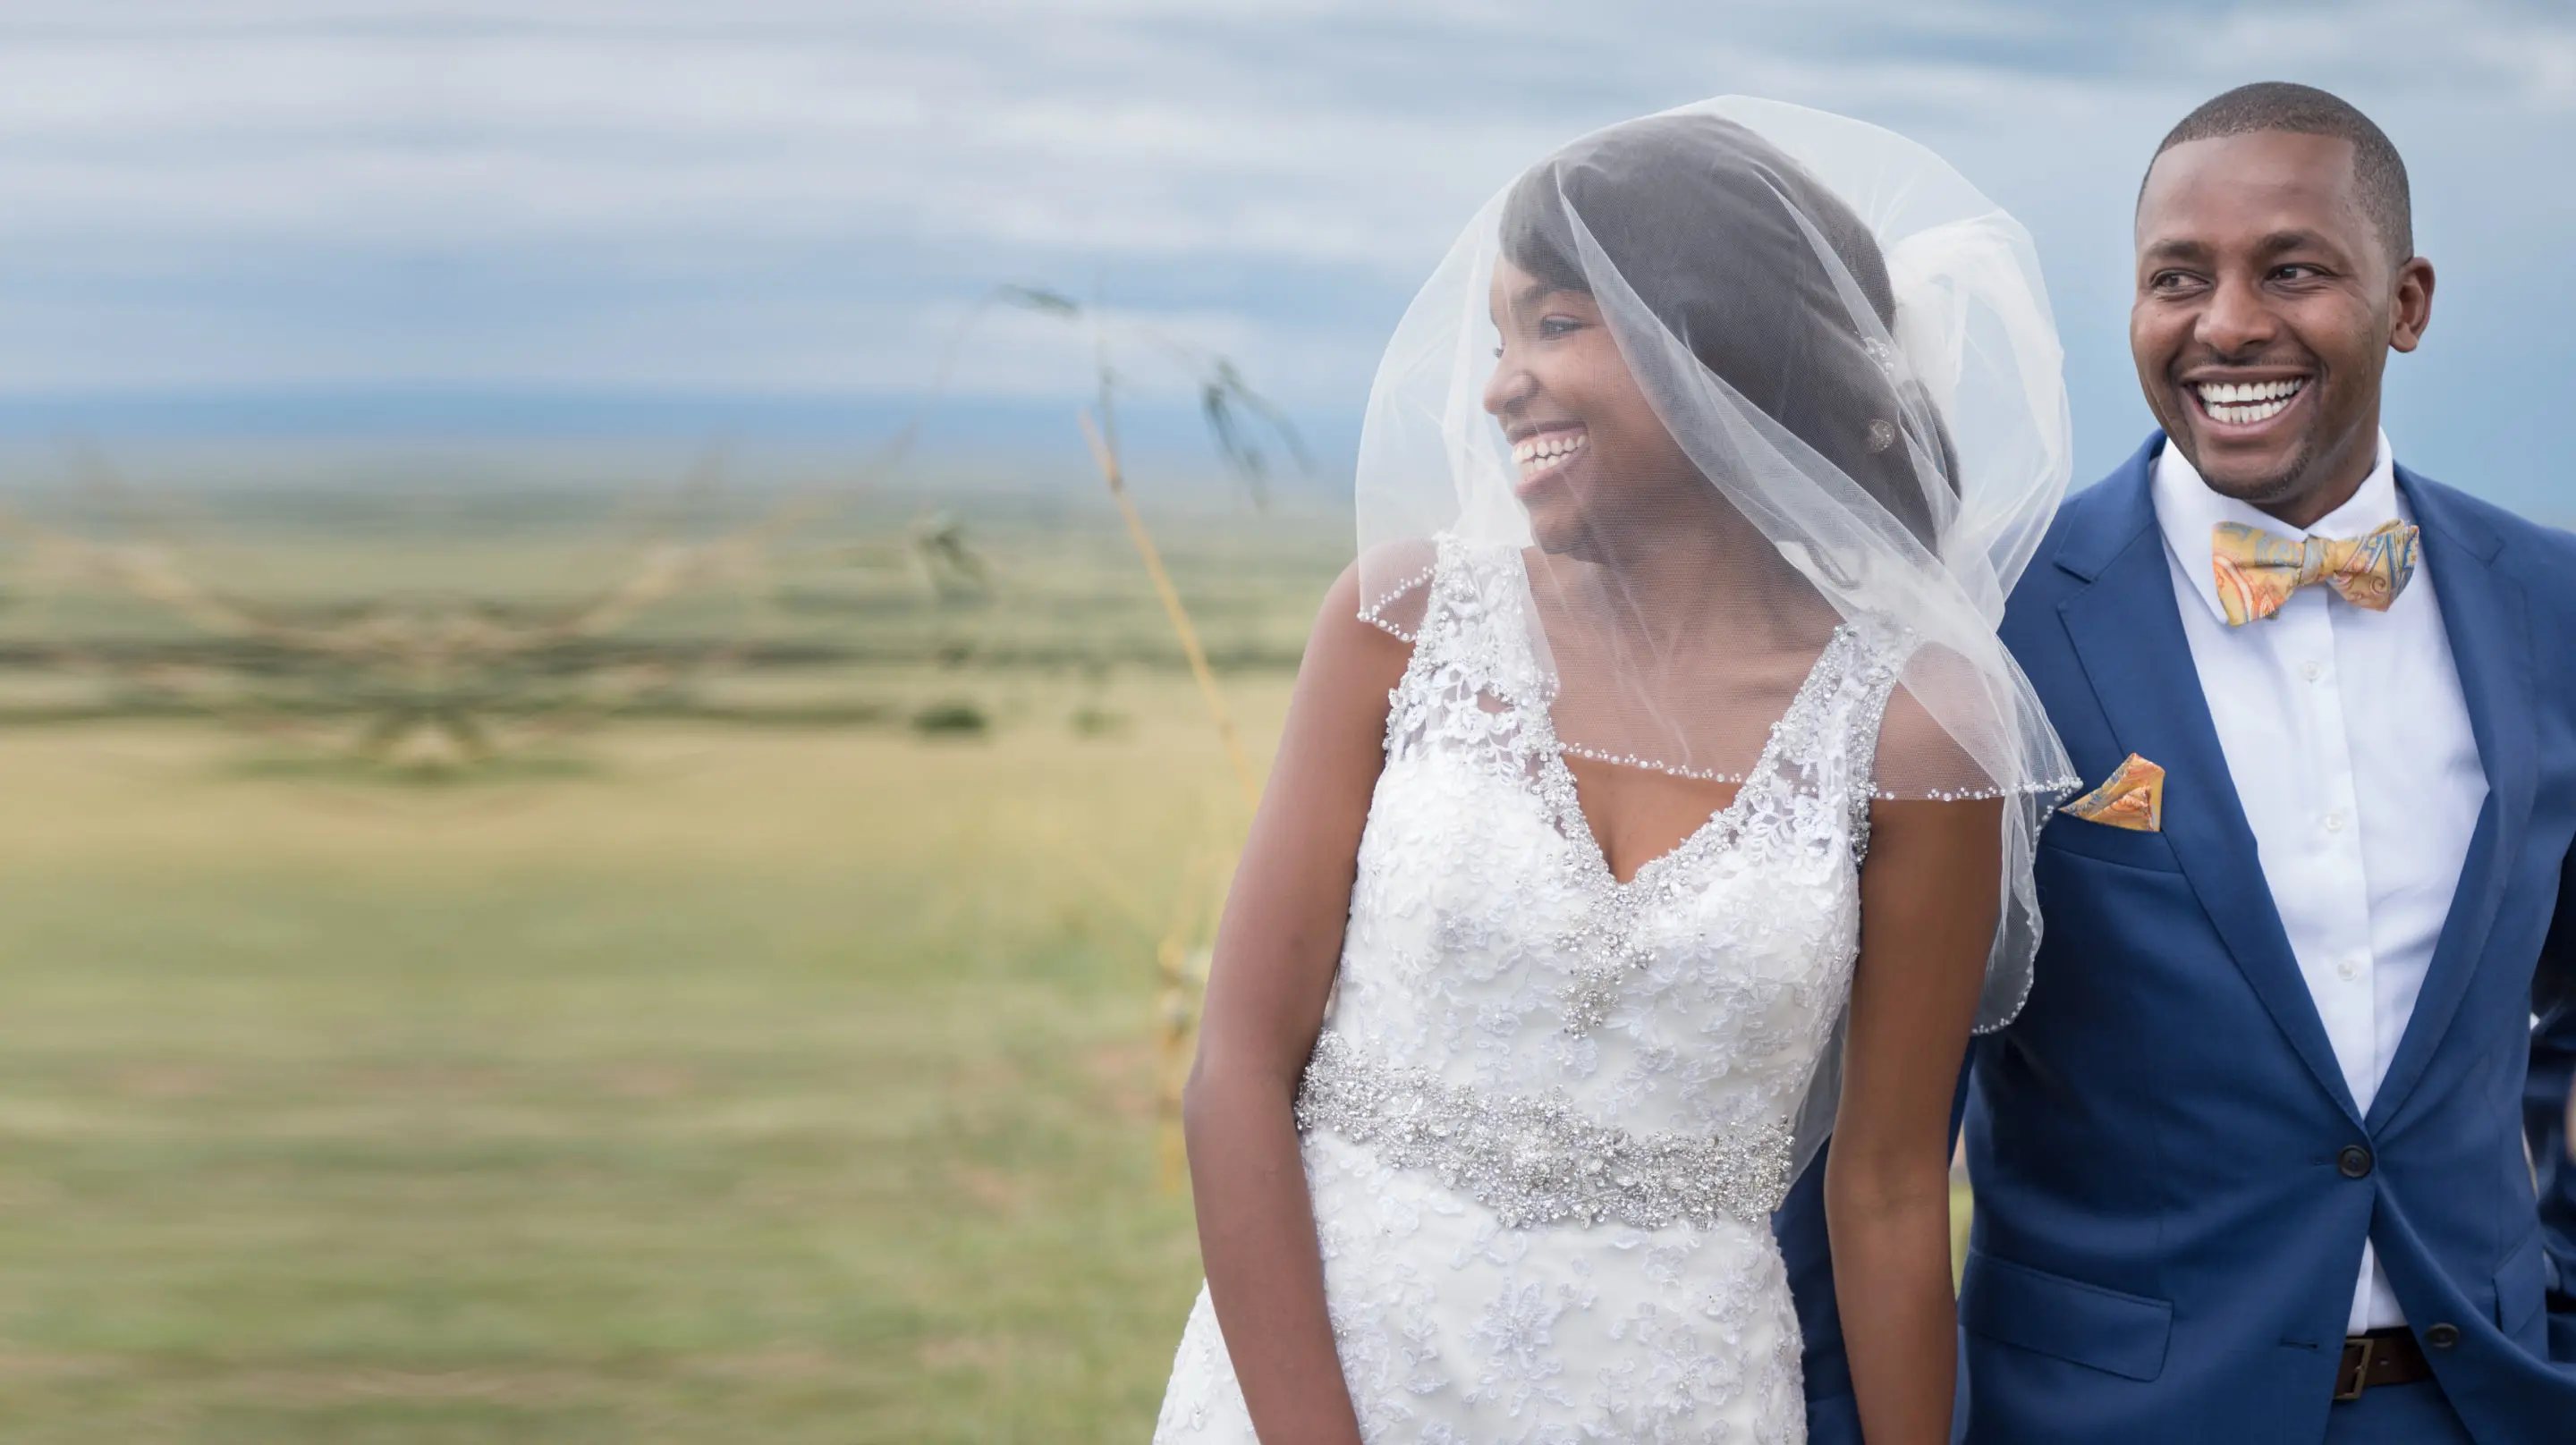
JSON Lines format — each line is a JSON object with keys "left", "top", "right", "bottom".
{"left": 2166, "top": 341, "right": 2319, "bottom": 376}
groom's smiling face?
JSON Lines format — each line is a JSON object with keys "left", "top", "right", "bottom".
{"left": 2131, "top": 130, "right": 2433, "bottom": 526}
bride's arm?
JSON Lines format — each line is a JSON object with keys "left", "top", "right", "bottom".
{"left": 1183, "top": 563, "right": 1410, "bottom": 1445}
{"left": 1830, "top": 709, "right": 2004, "bottom": 1445}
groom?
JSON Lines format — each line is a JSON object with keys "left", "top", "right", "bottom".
{"left": 1781, "top": 83, "right": 2576, "bottom": 1441}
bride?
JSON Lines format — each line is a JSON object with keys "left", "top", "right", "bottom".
{"left": 1156, "top": 98, "right": 2074, "bottom": 1444}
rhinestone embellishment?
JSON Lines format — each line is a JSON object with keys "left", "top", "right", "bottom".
{"left": 1294, "top": 1029, "right": 1795, "bottom": 1230}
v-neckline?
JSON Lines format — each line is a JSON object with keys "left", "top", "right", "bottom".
{"left": 1534, "top": 623, "right": 1854, "bottom": 894}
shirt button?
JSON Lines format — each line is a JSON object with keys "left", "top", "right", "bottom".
{"left": 2324, "top": 811, "right": 2348, "bottom": 833}
{"left": 2338, "top": 1145, "right": 2374, "bottom": 1179}
{"left": 2337, "top": 956, "right": 2361, "bottom": 981}
{"left": 2301, "top": 660, "right": 2324, "bottom": 682}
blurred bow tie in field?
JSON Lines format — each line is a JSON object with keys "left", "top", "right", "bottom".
{"left": 2210, "top": 519, "right": 2419, "bottom": 626}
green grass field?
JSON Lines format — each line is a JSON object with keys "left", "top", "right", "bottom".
{"left": 0, "top": 680, "right": 1281, "bottom": 1442}
{"left": 0, "top": 476, "right": 1324, "bottom": 1441}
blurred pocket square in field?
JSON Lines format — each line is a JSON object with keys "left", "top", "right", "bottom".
{"left": 2060, "top": 754, "right": 2165, "bottom": 832}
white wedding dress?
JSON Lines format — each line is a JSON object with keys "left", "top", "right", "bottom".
{"left": 1155, "top": 537, "right": 1910, "bottom": 1444}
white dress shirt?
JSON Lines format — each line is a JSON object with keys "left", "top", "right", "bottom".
{"left": 2151, "top": 432, "right": 2487, "bottom": 1333}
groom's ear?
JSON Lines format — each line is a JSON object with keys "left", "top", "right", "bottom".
{"left": 2387, "top": 255, "right": 2435, "bottom": 354}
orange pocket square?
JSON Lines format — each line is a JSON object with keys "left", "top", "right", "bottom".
{"left": 2060, "top": 754, "right": 2165, "bottom": 832}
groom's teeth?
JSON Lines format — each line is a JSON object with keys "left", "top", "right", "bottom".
{"left": 2196, "top": 377, "right": 2306, "bottom": 426}
{"left": 2196, "top": 379, "right": 2301, "bottom": 402}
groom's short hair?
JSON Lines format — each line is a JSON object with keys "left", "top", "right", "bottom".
{"left": 2148, "top": 82, "right": 2413, "bottom": 264}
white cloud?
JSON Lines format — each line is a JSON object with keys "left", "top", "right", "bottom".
{"left": 7, "top": 1, "right": 2566, "bottom": 258}
{"left": 2, "top": 0, "right": 2574, "bottom": 505}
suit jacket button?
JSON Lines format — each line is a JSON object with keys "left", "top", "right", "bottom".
{"left": 2424, "top": 1322, "right": 2461, "bottom": 1348}
{"left": 2337, "top": 1145, "right": 2374, "bottom": 1179}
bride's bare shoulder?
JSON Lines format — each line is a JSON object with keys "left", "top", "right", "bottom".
{"left": 1301, "top": 550, "right": 1421, "bottom": 706}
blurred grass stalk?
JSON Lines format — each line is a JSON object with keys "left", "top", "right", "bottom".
{"left": 1078, "top": 410, "right": 1258, "bottom": 809}
{"left": 1150, "top": 849, "right": 1220, "bottom": 1196}
{"left": 1077, "top": 409, "right": 1245, "bottom": 1193}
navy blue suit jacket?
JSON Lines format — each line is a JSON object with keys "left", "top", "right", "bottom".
{"left": 1778, "top": 435, "right": 2576, "bottom": 1442}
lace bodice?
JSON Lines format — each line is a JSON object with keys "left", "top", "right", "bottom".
{"left": 1340, "top": 536, "right": 1902, "bottom": 1140}
{"left": 1157, "top": 535, "right": 1909, "bottom": 1443}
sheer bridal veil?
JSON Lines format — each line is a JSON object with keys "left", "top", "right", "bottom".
{"left": 1352, "top": 97, "right": 2077, "bottom": 1178}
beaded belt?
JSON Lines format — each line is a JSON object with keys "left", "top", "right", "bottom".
{"left": 1292, "top": 1029, "right": 1794, "bottom": 1230}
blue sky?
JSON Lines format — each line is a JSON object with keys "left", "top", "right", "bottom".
{"left": 4, "top": 1, "right": 2574, "bottom": 506}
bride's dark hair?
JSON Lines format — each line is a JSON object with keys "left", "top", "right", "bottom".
{"left": 1499, "top": 112, "right": 1955, "bottom": 547}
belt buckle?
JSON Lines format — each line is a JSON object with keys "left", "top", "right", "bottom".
{"left": 2334, "top": 1336, "right": 2377, "bottom": 1402}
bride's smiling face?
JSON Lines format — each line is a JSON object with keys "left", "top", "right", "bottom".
{"left": 1484, "top": 258, "right": 1703, "bottom": 558}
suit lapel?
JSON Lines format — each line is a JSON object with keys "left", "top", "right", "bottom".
{"left": 2365, "top": 469, "right": 2535, "bottom": 1129}
{"left": 2054, "top": 441, "right": 2364, "bottom": 1127}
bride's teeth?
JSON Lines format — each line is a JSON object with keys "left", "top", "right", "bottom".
{"left": 1513, "top": 432, "right": 1586, "bottom": 467}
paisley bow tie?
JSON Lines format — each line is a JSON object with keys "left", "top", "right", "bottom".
{"left": 2209, "top": 519, "right": 2419, "bottom": 626}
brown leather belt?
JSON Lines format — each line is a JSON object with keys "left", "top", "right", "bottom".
{"left": 2334, "top": 1328, "right": 2434, "bottom": 1401}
